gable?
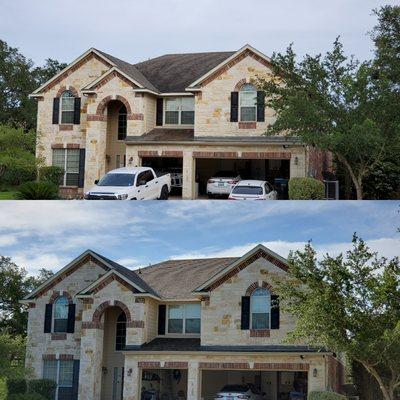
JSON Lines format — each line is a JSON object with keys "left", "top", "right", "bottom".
{"left": 82, "top": 68, "right": 141, "bottom": 92}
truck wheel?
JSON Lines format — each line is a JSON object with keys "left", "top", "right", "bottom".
{"left": 159, "top": 185, "right": 169, "bottom": 200}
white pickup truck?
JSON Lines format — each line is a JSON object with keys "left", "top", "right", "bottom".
{"left": 84, "top": 167, "right": 171, "bottom": 200}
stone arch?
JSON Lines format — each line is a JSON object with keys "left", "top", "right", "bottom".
{"left": 95, "top": 95, "right": 132, "bottom": 116}
{"left": 91, "top": 300, "right": 132, "bottom": 325}
{"left": 234, "top": 78, "right": 260, "bottom": 92}
{"left": 49, "top": 290, "right": 73, "bottom": 304}
{"left": 245, "top": 281, "right": 274, "bottom": 296}
{"left": 56, "top": 85, "right": 79, "bottom": 97}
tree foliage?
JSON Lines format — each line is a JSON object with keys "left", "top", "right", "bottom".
{"left": 276, "top": 236, "right": 400, "bottom": 400}
{"left": 0, "top": 334, "right": 26, "bottom": 379}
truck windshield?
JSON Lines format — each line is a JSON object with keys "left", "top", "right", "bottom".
{"left": 97, "top": 173, "right": 135, "bottom": 187}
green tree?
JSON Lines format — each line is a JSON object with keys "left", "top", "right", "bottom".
{"left": 0, "top": 333, "right": 26, "bottom": 379}
{"left": 258, "top": 5, "right": 400, "bottom": 199}
{"left": 276, "top": 236, "right": 400, "bottom": 400}
{"left": 0, "top": 256, "right": 53, "bottom": 335}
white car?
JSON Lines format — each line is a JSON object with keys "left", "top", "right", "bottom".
{"left": 214, "top": 384, "right": 266, "bottom": 400}
{"left": 207, "top": 171, "right": 241, "bottom": 198}
{"left": 84, "top": 167, "right": 171, "bottom": 200}
{"left": 228, "top": 180, "right": 278, "bottom": 200}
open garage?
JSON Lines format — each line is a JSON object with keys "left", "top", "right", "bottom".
{"left": 141, "top": 368, "right": 188, "bottom": 399}
{"left": 201, "top": 369, "right": 308, "bottom": 400}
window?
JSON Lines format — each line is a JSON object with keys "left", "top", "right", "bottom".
{"left": 60, "top": 91, "right": 75, "bottom": 124}
{"left": 239, "top": 83, "right": 257, "bottom": 122}
{"left": 52, "top": 149, "right": 80, "bottom": 186}
{"left": 136, "top": 170, "right": 154, "bottom": 186}
{"left": 251, "top": 288, "right": 270, "bottom": 329}
{"left": 115, "top": 312, "right": 126, "bottom": 351}
{"left": 167, "top": 303, "right": 200, "bottom": 334}
{"left": 43, "top": 359, "right": 74, "bottom": 400}
{"left": 118, "top": 105, "right": 127, "bottom": 140}
{"left": 54, "top": 296, "right": 69, "bottom": 333}
{"left": 165, "top": 97, "right": 194, "bottom": 125}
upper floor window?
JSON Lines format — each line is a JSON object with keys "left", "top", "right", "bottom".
{"left": 118, "top": 105, "right": 127, "bottom": 140}
{"left": 251, "top": 288, "right": 270, "bottom": 329}
{"left": 167, "top": 303, "right": 200, "bottom": 334}
{"left": 54, "top": 296, "right": 69, "bottom": 332}
{"left": 165, "top": 97, "right": 194, "bottom": 125}
{"left": 115, "top": 311, "right": 127, "bottom": 350}
{"left": 60, "top": 91, "right": 75, "bottom": 124}
{"left": 52, "top": 148, "right": 80, "bottom": 186}
{"left": 239, "top": 83, "right": 257, "bottom": 122}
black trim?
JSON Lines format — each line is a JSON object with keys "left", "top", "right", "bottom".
{"left": 72, "top": 360, "right": 80, "bottom": 400}
{"left": 73, "top": 98, "right": 81, "bottom": 125}
{"left": 158, "top": 304, "right": 166, "bottom": 335}
{"left": 44, "top": 304, "right": 52, "bottom": 333}
{"left": 52, "top": 98, "right": 60, "bottom": 124}
{"left": 78, "top": 149, "right": 86, "bottom": 188}
{"left": 230, "top": 92, "right": 239, "bottom": 122}
{"left": 271, "top": 295, "right": 280, "bottom": 329}
{"left": 67, "top": 304, "right": 76, "bottom": 333}
{"left": 257, "top": 91, "right": 265, "bottom": 122}
{"left": 156, "top": 98, "right": 163, "bottom": 126}
{"left": 241, "top": 296, "right": 250, "bottom": 330}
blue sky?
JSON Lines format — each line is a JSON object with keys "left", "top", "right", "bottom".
{"left": 0, "top": 201, "right": 398, "bottom": 275}
{"left": 0, "top": 0, "right": 397, "bottom": 66}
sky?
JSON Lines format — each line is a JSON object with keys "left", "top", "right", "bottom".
{"left": 0, "top": 201, "right": 398, "bottom": 275}
{"left": 0, "top": 0, "right": 398, "bottom": 67}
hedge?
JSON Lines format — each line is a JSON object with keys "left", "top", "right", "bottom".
{"left": 17, "top": 182, "right": 59, "bottom": 200}
{"left": 27, "top": 380, "right": 56, "bottom": 400}
{"left": 38, "top": 166, "right": 64, "bottom": 186}
{"left": 289, "top": 177, "right": 325, "bottom": 200}
{"left": 308, "top": 391, "right": 346, "bottom": 400}
{"left": 8, "top": 394, "right": 46, "bottom": 400}
{"left": 6, "top": 380, "right": 26, "bottom": 396}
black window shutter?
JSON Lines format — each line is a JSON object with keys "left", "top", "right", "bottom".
{"left": 257, "top": 91, "right": 266, "bottom": 122}
{"left": 44, "top": 304, "right": 52, "bottom": 333}
{"left": 271, "top": 295, "right": 280, "bottom": 329}
{"left": 72, "top": 360, "right": 80, "bottom": 400}
{"left": 241, "top": 296, "right": 250, "bottom": 330}
{"left": 156, "top": 98, "right": 163, "bottom": 126}
{"left": 52, "top": 98, "right": 60, "bottom": 124}
{"left": 73, "top": 97, "right": 81, "bottom": 124}
{"left": 230, "top": 92, "right": 239, "bottom": 122}
{"left": 67, "top": 304, "right": 76, "bottom": 333}
{"left": 158, "top": 304, "right": 166, "bottom": 335}
{"left": 78, "top": 149, "right": 86, "bottom": 188}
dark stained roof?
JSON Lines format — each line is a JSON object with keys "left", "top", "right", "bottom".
{"left": 133, "top": 52, "right": 235, "bottom": 92}
{"left": 137, "top": 257, "right": 237, "bottom": 299}
{"left": 125, "top": 338, "right": 327, "bottom": 353}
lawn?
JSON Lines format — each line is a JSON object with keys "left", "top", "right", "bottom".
{"left": 0, "top": 188, "right": 18, "bottom": 199}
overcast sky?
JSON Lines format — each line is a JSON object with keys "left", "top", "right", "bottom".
{"left": 0, "top": 201, "right": 398, "bottom": 275}
{"left": 1, "top": 0, "right": 398, "bottom": 66}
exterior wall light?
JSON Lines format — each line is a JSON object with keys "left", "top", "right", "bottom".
{"left": 294, "top": 156, "right": 299, "bottom": 166}
{"left": 313, "top": 368, "right": 318, "bottom": 377}
{"left": 127, "top": 368, "right": 132, "bottom": 377}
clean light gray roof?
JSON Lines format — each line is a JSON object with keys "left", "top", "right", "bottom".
{"left": 137, "top": 257, "right": 238, "bottom": 299}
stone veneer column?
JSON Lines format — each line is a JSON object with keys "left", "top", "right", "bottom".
{"left": 123, "top": 358, "right": 140, "bottom": 400}
{"left": 78, "top": 327, "right": 104, "bottom": 400}
{"left": 307, "top": 358, "right": 327, "bottom": 393}
{"left": 289, "top": 148, "right": 307, "bottom": 178}
{"left": 125, "top": 147, "right": 141, "bottom": 168}
{"left": 187, "top": 361, "right": 200, "bottom": 400}
{"left": 182, "top": 151, "right": 195, "bottom": 199}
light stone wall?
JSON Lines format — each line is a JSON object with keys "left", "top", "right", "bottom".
{"left": 201, "top": 257, "right": 296, "bottom": 346}
{"left": 25, "top": 260, "right": 107, "bottom": 378}
{"left": 144, "top": 297, "right": 158, "bottom": 343}
{"left": 142, "top": 93, "right": 157, "bottom": 133}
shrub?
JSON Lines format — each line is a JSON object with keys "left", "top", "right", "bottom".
{"left": 6, "top": 379, "right": 26, "bottom": 395}
{"left": 0, "top": 155, "right": 37, "bottom": 187}
{"left": 17, "top": 182, "right": 59, "bottom": 200}
{"left": 27, "top": 380, "right": 56, "bottom": 400}
{"left": 289, "top": 177, "right": 325, "bottom": 200}
{"left": 8, "top": 394, "right": 46, "bottom": 400}
{"left": 38, "top": 166, "right": 64, "bottom": 186}
{"left": 308, "top": 392, "right": 346, "bottom": 400}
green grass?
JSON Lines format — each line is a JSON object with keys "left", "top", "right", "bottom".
{"left": 0, "top": 189, "right": 18, "bottom": 200}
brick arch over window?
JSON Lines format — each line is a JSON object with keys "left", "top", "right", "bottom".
{"left": 56, "top": 86, "right": 79, "bottom": 98}
{"left": 48, "top": 291, "right": 73, "bottom": 304}
{"left": 95, "top": 95, "right": 132, "bottom": 116}
{"left": 245, "top": 281, "right": 275, "bottom": 296}
{"left": 91, "top": 300, "right": 132, "bottom": 325}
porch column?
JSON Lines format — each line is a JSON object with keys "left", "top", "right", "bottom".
{"left": 78, "top": 327, "right": 104, "bottom": 400}
{"left": 187, "top": 361, "right": 200, "bottom": 400}
{"left": 125, "top": 147, "right": 141, "bottom": 168}
{"left": 289, "top": 147, "right": 307, "bottom": 179}
{"left": 182, "top": 151, "right": 195, "bottom": 199}
{"left": 123, "top": 359, "right": 140, "bottom": 400}
{"left": 307, "top": 358, "right": 327, "bottom": 393}
{"left": 84, "top": 119, "right": 107, "bottom": 191}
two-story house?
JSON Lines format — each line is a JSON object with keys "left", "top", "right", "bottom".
{"left": 22, "top": 244, "right": 344, "bottom": 400}
{"left": 31, "top": 45, "right": 331, "bottom": 199}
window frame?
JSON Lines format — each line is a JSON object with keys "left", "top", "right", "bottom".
{"left": 163, "top": 97, "right": 195, "bottom": 126}
{"left": 166, "top": 303, "right": 201, "bottom": 335}
{"left": 115, "top": 311, "right": 127, "bottom": 351}
{"left": 60, "top": 91, "right": 75, "bottom": 125}
{"left": 52, "top": 148, "right": 80, "bottom": 187}
{"left": 239, "top": 84, "right": 257, "bottom": 122}
{"left": 43, "top": 359, "right": 74, "bottom": 400}
{"left": 117, "top": 105, "right": 127, "bottom": 141}
{"left": 250, "top": 288, "right": 271, "bottom": 330}
{"left": 53, "top": 295, "right": 69, "bottom": 333}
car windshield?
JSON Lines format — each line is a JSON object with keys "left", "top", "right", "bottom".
{"left": 232, "top": 186, "right": 263, "bottom": 195}
{"left": 220, "top": 385, "right": 248, "bottom": 393}
{"left": 97, "top": 173, "right": 135, "bottom": 187}
{"left": 213, "top": 171, "right": 237, "bottom": 178}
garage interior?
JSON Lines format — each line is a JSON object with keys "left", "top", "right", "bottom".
{"left": 195, "top": 158, "right": 290, "bottom": 198}
{"left": 141, "top": 369, "right": 187, "bottom": 400}
{"left": 201, "top": 370, "right": 308, "bottom": 400}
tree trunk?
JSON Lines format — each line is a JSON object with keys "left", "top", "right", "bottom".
{"left": 360, "top": 361, "right": 395, "bottom": 400}
{"left": 336, "top": 154, "right": 364, "bottom": 199}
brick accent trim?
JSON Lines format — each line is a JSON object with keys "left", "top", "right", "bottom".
{"left": 85, "top": 299, "right": 132, "bottom": 329}
{"left": 59, "top": 124, "right": 74, "bottom": 131}
{"left": 138, "top": 150, "right": 159, "bottom": 157}
{"left": 56, "top": 86, "right": 79, "bottom": 98}
{"left": 87, "top": 114, "right": 106, "bottom": 122}
{"left": 29, "top": 303, "right": 36, "bottom": 308}
{"left": 234, "top": 78, "right": 248, "bottom": 91}
{"left": 199, "top": 362, "right": 250, "bottom": 370}
{"left": 89, "top": 70, "right": 139, "bottom": 91}
{"left": 42, "top": 354, "right": 57, "bottom": 361}
{"left": 162, "top": 151, "right": 183, "bottom": 158}
{"left": 139, "top": 361, "right": 160, "bottom": 369}
{"left": 241, "top": 151, "right": 291, "bottom": 160}
{"left": 82, "top": 321, "right": 103, "bottom": 330}
{"left": 207, "top": 249, "right": 287, "bottom": 292}
{"left": 239, "top": 122, "right": 256, "bottom": 129}
{"left": 138, "top": 361, "right": 188, "bottom": 369}
{"left": 129, "top": 113, "right": 144, "bottom": 121}
{"left": 50, "top": 143, "right": 80, "bottom": 149}
{"left": 49, "top": 290, "right": 73, "bottom": 304}
{"left": 89, "top": 273, "right": 140, "bottom": 296}
{"left": 96, "top": 95, "right": 132, "bottom": 115}
{"left": 250, "top": 329, "right": 270, "bottom": 337}
{"left": 245, "top": 281, "right": 275, "bottom": 296}
{"left": 164, "top": 362, "right": 188, "bottom": 369}
{"left": 42, "top": 354, "right": 74, "bottom": 361}
{"left": 51, "top": 333, "right": 67, "bottom": 340}
{"left": 193, "top": 151, "right": 238, "bottom": 159}
{"left": 253, "top": 363, "right": 309, "bottom": 371}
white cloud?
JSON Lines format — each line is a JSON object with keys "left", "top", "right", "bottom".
{"left": 9, "top": 252, "right": 70, "bottom": 275}
{"left": 0, "top": 234, "right": 18, "bottom": 246}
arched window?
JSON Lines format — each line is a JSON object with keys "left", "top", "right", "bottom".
{"left": 54, "top": 296, "right": 69, "bottom": 332}
{"left": 60, "top": 91, "right": 75, "bottom": 124}
{"left": 239, "top": 83, "right": 257, "bottom": 122}
{"left": 115, "top": 311, "right": 126, "bottom": 350}
{"left": 118, "top": 105, "right": 127, "bottom": 140}
{"left": 250, "top": 288, "right": 270, "bottom": 329}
